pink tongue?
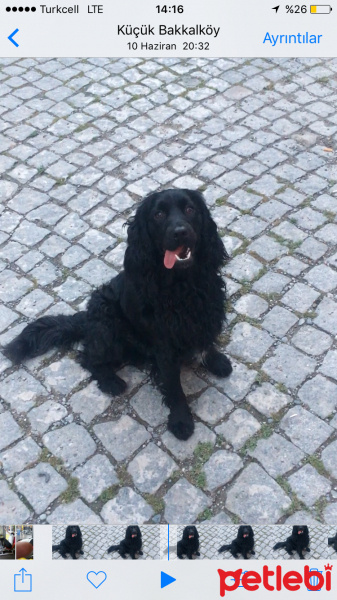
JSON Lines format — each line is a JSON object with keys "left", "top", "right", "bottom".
{"left": 164, "top": 247, "right": 183, "bottom": 269}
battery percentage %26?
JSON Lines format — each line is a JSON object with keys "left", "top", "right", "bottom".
{"left": 285, "top": 5, "right": 308, "bottom": 12}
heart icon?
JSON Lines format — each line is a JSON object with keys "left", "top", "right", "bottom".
{"left": 86, "top": 571, "right": 107, "bottom": 589}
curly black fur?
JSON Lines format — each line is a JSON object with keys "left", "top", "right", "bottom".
{"left": 52, "top": 526, "right": 83, "bottom": 560}
{"left": 218, "top": 526, "right": 255, "bottom": 560}
{"left": 273, "top": 526, "right": 310, "bottom": 560}
{"left": 107, "top": 526, "right": 143, "bottom": 559}
{"left": 328, "top": 532, "right": 337, "bottom": 552}
{"left": 5, "top": 189, "right": 232, "bottom": 441}
{"left": 177, "top": 526, "right": 200, "bottom": 559}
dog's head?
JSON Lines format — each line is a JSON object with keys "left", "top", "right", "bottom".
{"left": 182, "top": 526, "right": 199, "bottom": 541}
{"left": 126, "top": 525, "right": 141, "bottom": 541}
{"left": 65, "top": 525, "right": 81, "bottom": 541}
{"left": 125, "top": 189, "right": 227, "bottom": 274}
{"left": 292, "top": 525, "right": 309, "bottom": 538}
{"left": 238, "top": 525, "right": 254, "bottom": 541}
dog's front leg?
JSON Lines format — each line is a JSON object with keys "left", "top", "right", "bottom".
{"left": 156, "top": 354, "right": 194, "bottom": 441}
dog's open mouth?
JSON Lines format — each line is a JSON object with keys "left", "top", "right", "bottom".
{"left": 132, "top": 534, "right": 137, "bottom": 538}
{"left": 243, "top": 533, "right": 249, "bottom": 538}
{"left": 188, "top": 534, "right": 194, "bottom": 539}
{"left": 164, "top": 246, "right": 192, "bottom": 269}
{"left": 72, "top": 533, "right": 77, "bottom": 537}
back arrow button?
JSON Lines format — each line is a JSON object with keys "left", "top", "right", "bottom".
{"left": 8, "top": 29, "right": 19, "bottom": 47}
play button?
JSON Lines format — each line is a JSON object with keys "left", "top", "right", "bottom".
{"left": 161, "top": 571, "right": 176, "bottom": 589}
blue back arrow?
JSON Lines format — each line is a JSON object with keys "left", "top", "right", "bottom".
{"left": 161, "top": 571, "right": 176, "bottom": 589}
{"left": 8, "top": 28, "right": 19, "bottom": 47}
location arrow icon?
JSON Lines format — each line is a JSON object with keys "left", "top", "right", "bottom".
{"left": 272, "top": 5, "right": 280, "bottom": 12}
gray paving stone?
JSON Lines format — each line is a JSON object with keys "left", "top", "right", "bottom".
{"left": 229, "top": 215, "right": 267, "bottom": 238}
{"left": 0, "top": 480, "right": 31, "bottom": 522}
{"left": 263, "top": 345, "right": 316, "bottom": 388}
{"left": 0, "top": 304, "right": 18, "bottom": 332}
{"left": 207, "top": 360, "right": 257, "bottom": 402}
{"left": 248, "top": 236, "right": 286, "bottom": 261}
{"left": 0, "top": 369, "right": 47, "bottom": 412}
{"left": 314, "top": 298, "right": 337, "bottom": 335}
{"left": 298, "top": 375, "right": 337, "bottom": 419}
{"left": 15, "top": 463, "right": 67, "bottom": 513}
{"left": 282, "top": 283, "right": 321, "bottom": 313}
{"left": 74, "top": 454, "right": 119, "bottom": 503}
{"left": 288, "top": 464, "right": 331, "bottom": 506}
{"left": 191, "top": 387, "right": 234, "bottom": 425}
{"left": 227, "top": 322, "right": 273, "bottom": 363}
{"left": 252, "top": 272, "right": 290, "bottom": 295}
{"left": 69, "top": 381, "right": 110, "bottom": 423}
{"left": 94, "top": 416, "right": 150, "bottom": 461}
{"left": 40, "top": 357, "right": 88, "bottom": 395}
{"left": 234, "top": 294, "right": 268, "bottom": 318}
{"left": 48, "top": 499, "right": 102, "bottom": 524}
{"left": 162, "top": 422, "right": 215, "bottom": 461}
{"left": 28, "top": 400, "right": 68, "bottom": 434}
{"left": 54, "top": 276, "right": 91, "bottom": 302}
{"left": 292, "top": 326, "right": 332, "bottom": 356}
{"left": 0, "top": 270, "right": 33, "bottom": 302}
{"left": 225, "top": 254, "right": 263, "bottom": 282}
{"left": 250, "top": 433, "right": 304, "bottom": 477}
{"left": 247, "top": 383, "right": 291, "bottom": 417}
{"left": 130, "top": 384, "right": 169, "bottom": 427}
{"left": 281, "top": 406, "right": 333, "bottom": 453}
{"left": 296, "top": 237, "right": 327, "bottom": 260}
{"left": 275, "top": 256, "right": 307, "bottom": 277}
{"left": 216, "top": 408, "right": 260, "bottom": 450}
{"left": 15, "top": 289, "right": 54, "bottom": 317}
{"left": 101, "top": 487, "right": 154, "bottom": 524}
{"left": 305, "top": 264, "right": 337, "bottom": 293}
{"left": 204, "top": 450, "right": 243, "bottom": 491}
{"left": 319, "top": 350, "right": 337, "bottom": 380}
{"left": 0, "top": 411, "right": 23, "bottom": 451}
{"left": 262, "top": 306, "right": 298, "bottom": 337}
{"left": 226, "top": 463, "right": 291, "bottom": 523}
{"left": 128, "top": 443, "right": 177, "bottom": 494}
{"left": 164, "top": 478, "right": 211, "bottom": 523}
{"left": 43, "top": 423, "right": 96, "bottom": 469}
{"left": 0, "top": 436, "right": 41, "bottom": 476}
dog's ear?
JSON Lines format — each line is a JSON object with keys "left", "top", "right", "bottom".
{"left": 136, "top": 526, "right": 142, "bottom": 538}
{"left": 66, "top": 526, "right": 71, "bottom": 538}
{"left": 238, "top": 526, "right": 244, "bottom": 538}
{"left": 194, "top": 527, "right": 199, "bottom": 540}
{"left": 186, "top": 190, "right": 227, "bottom": 269}
{"left": 292, "top": 526, "right": 297, "bottom": 536}
{"left": 248, "top": 526, "right": 254, "bottom": 537}
{"left": 124, "top": 195, "right": 156, "bottom": 275}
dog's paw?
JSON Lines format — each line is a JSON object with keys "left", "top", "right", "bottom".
{"left": 204, "top": 350, "right": 233, "bottom": 378}
{"left": 168, "top": 409, "right": 194, "bottom": 440}
{"left": 97, "top": 375, "right": 127, "bottom": 396}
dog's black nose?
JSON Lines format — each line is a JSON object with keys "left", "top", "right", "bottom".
{"left": 173, "top": 225, "right": 188, "bottom": 240}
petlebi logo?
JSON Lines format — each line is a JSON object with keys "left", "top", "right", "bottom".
{"left": 217, "top": 564, "right": 333, "bottom": 596}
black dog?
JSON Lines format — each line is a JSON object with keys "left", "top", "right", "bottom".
{"left": 328, "top": 532, "right": 337, "bottom": 552}
{"left": 5, "top": 189, "right": 232, "bottom": 441}
{"left": 177, "top": 526, "right": 200, "bottom": 559}
{"left": 273, "top": 526, "right": 310, "bottom": 560}
{"left": 219, "top": 526, "right": 255, "bottom": 559}
{"left": 107, "top": 526, "right": 143, "bottom": 559}
{"left": 52, "top": 525, "right": 83, "bottom": 559}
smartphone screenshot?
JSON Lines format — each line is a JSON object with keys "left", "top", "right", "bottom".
{"left": 0, "top": 1, "right": 336, "bottom": 598}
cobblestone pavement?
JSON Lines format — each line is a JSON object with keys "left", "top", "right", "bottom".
{"left": 52, "top": 524, "right": 160, "bottom": 559}
{"left": 1, "top": 57, "right": 337, "bottom": 525}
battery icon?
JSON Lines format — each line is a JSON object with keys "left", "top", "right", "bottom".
{"left": 310, "top": 5, "right": 332, "bottom": 12}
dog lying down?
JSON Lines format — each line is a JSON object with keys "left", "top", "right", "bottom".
{"left": 107, "top": 526, "right": 143, "bottom": 559}
{"left": 52, "top": 525, "right": 83, "bottom": 560}
{"left": 177, "top": 526, "right": 200, "bottom": 560}
{"left": 273, "top": 526, "right": 310, "bottom": 560}
{"left": 218, "top": 526, "right": 255, "bottom": 560}
{"left": 5, "top": 189, "right": 232, "bottom": 441}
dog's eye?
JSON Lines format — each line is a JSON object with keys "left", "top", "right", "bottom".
{"left": 185, "top": 206, "right": 195, "bottom": 215}
{"left": 154, "top": 211, "right": 165, "bottom": 220}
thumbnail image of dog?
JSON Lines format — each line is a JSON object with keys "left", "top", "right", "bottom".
{"left": 328, "top": 532, "right": 337, "bottom": 552}
{"left": 52, "top": 525, "right": 83, "bottom": 560}
{"left": 5, "top": 189, "right": 232, "bottom": 441}
{"left": 177, "top": 526, "right": 200, "bottom": 560}
{"left": 273, "top": 526, "right": 310, "bottom": 560}
{"left": 107, "top": 525, "right": 143, "bottom": 559}
{"left": 218, "top": 526, "right": 255, "bottom": 559}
